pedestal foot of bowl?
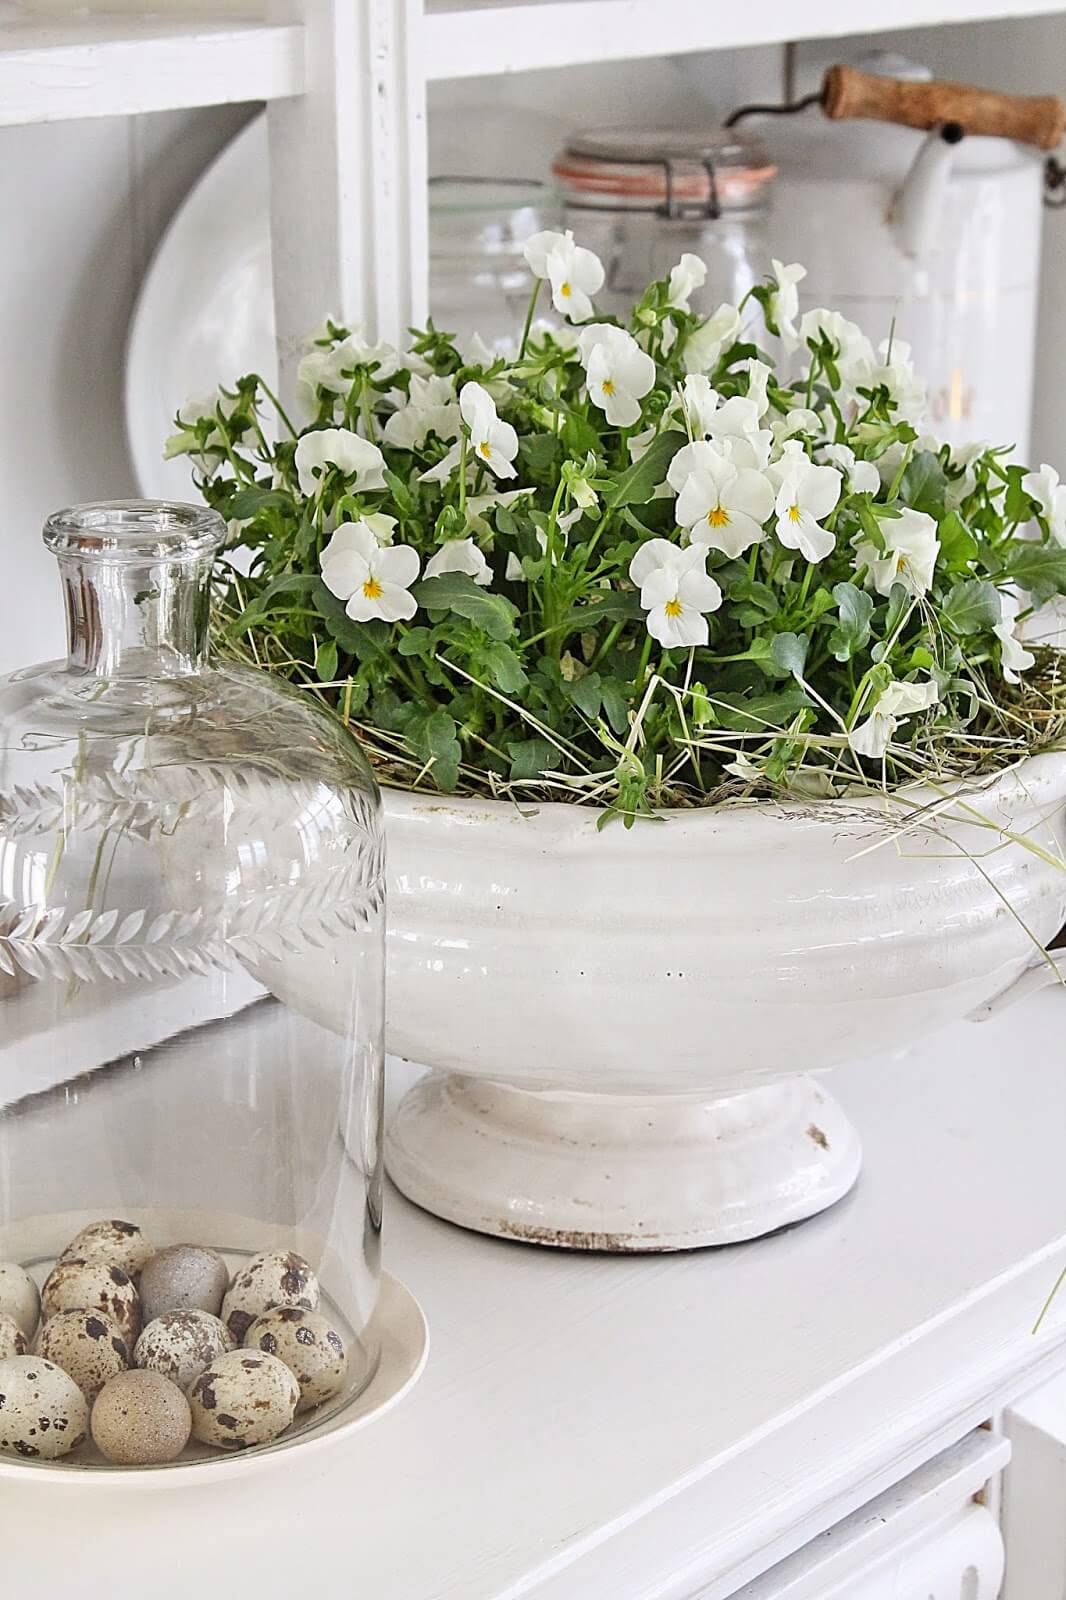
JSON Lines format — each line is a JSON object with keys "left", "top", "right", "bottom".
{"left": 385, "top": 1072, "right": 862, "bottom": 1251}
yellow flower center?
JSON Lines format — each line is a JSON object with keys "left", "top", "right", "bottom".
{"left": 601, "top": 378, "right": 614, "bottom": 396}
{"left": 479, "top": 440, "right": 492, "bottom": 460}
{"left": 362, "top": 576, "right": 384, "bottom": 600}
{"left": 788, "top": 503, "right": 802, "bottom": 523}
{"left": 560, "top": 282, "right": 572, "bottom": 298}
{"left": 664, "top": 597, "right": 683, "bottom": 618}
{"left": 708, "top": 506, "right": 730, "bottom": 528}
{"left": 895, "top": 554, "right": 907, "bottom": 572}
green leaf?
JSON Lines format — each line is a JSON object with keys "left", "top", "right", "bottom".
{"left": 567, "top": 671, "right": 602, "bottom": 720}
{"left": 412, "top": 572, "right": 519, "bottom": 641}
{"left": 600, "top": 679, "right": 630, "bottom": 735}
{"left": 828, "top": 582, "right": 874, "bottom": 662}
{"left": 315, "top": 638, "right": 338, "bottom": 682}
{"left": 709, "top": 687, "right": 813, "bottom": 733}
{"left": 899, "top": 450, "right": 948, "bottom": 516}
{"left": 225, "top": 485, "right": 292, "bottom": 520}
{"left": 1005, "top": 540, "right": 1066, "bottom": 604}
{"left": 480, "top": 641, "right": 528, "bottom": 695}
{"left": 937, "top": 509, "right": 979, "bottom": 571}
{"left": 398, "top": 626, "right": 434, "bottom": 657}
{"left": 564, "top": 590, "right": 643, "bottom": 627}
{"left": 770, "top": 631, "right": 809, "bottom": 680}
{"left": 604, "top": 431, "right": 686, "bottom": 510}
{"left": 508, "top": 738, "right": 560, "bottom": 781}
{"left": 942, "top": 579, "right": 1002, "bottom": 636}
{"left": 1004, "top": 464, "right": 1032, "bottom": 524}
{"left": 407, "top": 709, "right": 462, "bottom": 791}
{"left": 519, "top": 433, "right": 562, "bottom": 476}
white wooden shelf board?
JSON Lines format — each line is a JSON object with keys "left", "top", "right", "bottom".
{"left": 0, "top": 12, "right": 304, "bottom": 127}
{"left": 422, "top": 0, "right": 1066, "bottom": 79}
{"left": 1, "top": 989, "right": 1065, "bottom": 1598}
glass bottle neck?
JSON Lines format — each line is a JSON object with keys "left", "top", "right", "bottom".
{"left": 59, "top": 553, "right": 212, "bottom": 678}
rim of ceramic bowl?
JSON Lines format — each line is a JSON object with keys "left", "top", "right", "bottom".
{"left": 378, "top": 747, "right": 1066, "bottom": 839}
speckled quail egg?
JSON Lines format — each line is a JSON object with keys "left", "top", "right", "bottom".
{"left": 0, "top": 1262, "right": 40, "bottom": 1342}
{"left": 135, "top": 1310, "right": 234, "bottom": 1393}
{"left": 60, "top": 1219, "right": 154, "bottom": 1278}
{"left": 188, "top": 1350, "right": 299, "bottom": 1450}
{"left": 220, "top": 1251, "right": 319, "bottom": 1344}
{"left": 244, "top": 1307, "right": 348, "bottom": 1413}
{"left": 36, "top": 1310, "right": 129, "bottom": 1402}
{"left": 0, "top": 1312, "right": 28, "bottom": 1359}
{"left": 91, "top": 1369, "right": 191, "bottom": 1465}
{"left": 139, "top": 1245, "right": 229, "bottom": 1323}
{"left": 0, "top": 1355, "right": 89, "bottom": 1460}
{"left": 41, "top": 1258, "right": 141, "bottom": 1348}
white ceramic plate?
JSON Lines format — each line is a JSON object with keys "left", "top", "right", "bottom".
{"left": 125, "top": 115, "right": 275, "bottom": 503}
{"left": 0, "top": 1271, "right": 428, "bottom": 1488}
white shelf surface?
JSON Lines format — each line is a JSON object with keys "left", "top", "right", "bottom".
{"left": 2, "top": 988, "right": 1066, "bottom": 1597}
{"left": 0, "top": 10, "right": 304, "bottom": 126}
{"left": 422, "top": 0, "right": 1066, "bottom": 79}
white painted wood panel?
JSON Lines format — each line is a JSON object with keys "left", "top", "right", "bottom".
{"left": 1002, "top": 1370, "right": 1066, "bottom": 1598}
{"left": 0, "top": 992, "right": 1063, "bottom": 1598}
{"left": 0, "top": 10, "right": 303, "bottom": 126}
{"left": 421, "top": 0, "right": 1066, "bottom": 80}
{"left": 732, "top": 1432, "right": 1007, "bottom": 1599}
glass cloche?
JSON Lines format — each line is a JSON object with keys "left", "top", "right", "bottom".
{"left": 0, "top": 501, "right": 385, "bottom": 1470}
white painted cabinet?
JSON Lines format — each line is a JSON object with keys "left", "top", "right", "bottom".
{"left": 1002, "top": 1370, "right": 1066, "bottom": 1598}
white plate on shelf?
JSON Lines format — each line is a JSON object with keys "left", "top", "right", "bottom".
{"left": 0, "top": 1271, "right": 428, "bottom": 1488}
{"left": 125, "top": 115, "right": 275, "bottom": 503}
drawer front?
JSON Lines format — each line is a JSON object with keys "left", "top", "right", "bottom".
{"left": 731, "top": 1432, "right": 1007, "bottom": 1600}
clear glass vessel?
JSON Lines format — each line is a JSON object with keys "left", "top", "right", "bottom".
{"left": 0, "top": 502, "right": 384, "bottom": 1470}
{"left": 552, "top": 127, "right": 776, "bottom": 318}
{"left": 429, "top": 177, "right": 562, "bottom": 353}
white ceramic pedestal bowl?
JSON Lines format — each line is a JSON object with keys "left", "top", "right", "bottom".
{"left": 253, "top": 752, "right": 1066, "bottom": 1251}
{"left": 369, "top": 752, "right": 1066, "bottom": 1251}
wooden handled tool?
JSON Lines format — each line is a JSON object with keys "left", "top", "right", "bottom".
{"left": 822, "top": 64, "right": 1066, "bottom": 151}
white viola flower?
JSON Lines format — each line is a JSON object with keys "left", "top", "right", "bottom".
{"left": 295, "top": 427, "right": 387, "bottom": 497}
{"left": 768, "top": 260, "right": 806, "bottom": 345}
{"left": 667, "top": 253, "right": 708, "bottom": 312}
{"left": 798, "top": 309, "right": 875, "bottom": 384}
{"left": 523, "top": 228, "right": 605, "bottom": 323}
{"left": 319, "top": 519, "right": 420, "bottom": 623}
{"left": 745, "top": 358, "right": 773, "bottom": 421}
{"left": 361, "top": 512, "right": 397, "bottom": 545}
{"left": 680, "top": 375, "right": 721, "bottom": 439}
{"left": 454, "top": 330, "right": 499, "bottom": 368}
{"left": 578, "top": 324, "right": 656, "bottom": 428}
{"left": 707, "top": 395, "right": 773, "bottom": 471}
{"left": 459, "top": 381, "right": 518, "bottom": 479}
{"left": 770, "top": 407, "right": 820, "bottom": 446}
{"left": 424, "top": 536, "right": 493, "bottom": 587}
{"left": 298, "top": 333, "right": 402, "bottom": 398}
{"left": 823, "top": 443, "right": 880, "bottom": 496}
{"left": 164, "top": 392, "right": 234, "bottom": 460}
{"left": 1023, "top": 463, "right": 1066, "bottom": 546}
{"left": 848, "top": 678, "right": 940, "bottom": 761}
{"left": 668, "top": 440, "right": 774, "bottom": 560}
{"left": 857, "top": 338, "right": 927, "bottom": 426}
{"left": 683, "top": 302, "right": 741, "bottom": 374}
{"left": 769, "top": 441, "right": 842, "bottom": 563}
{"left": 854, "top": 507, "right": 941, "bottom": 598}
{"left": 944, "top": 440, "right": 988, "bottom": 508}
{"left": 628, "top": 538, "right": 723, "bottom": 649}
{"left": 995, "top": 590, "right": 1036, "bottom": 685}
{"left": 383, "top": 373, "right": 460, "bottom": 449}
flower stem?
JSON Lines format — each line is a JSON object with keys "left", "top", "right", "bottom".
{"left": 518, "top": 279, "right": 542, "bottom": 362}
